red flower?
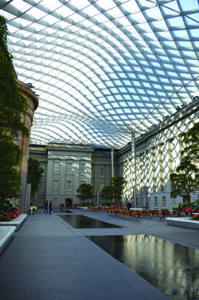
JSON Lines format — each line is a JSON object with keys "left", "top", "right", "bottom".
{"left": 4, "top": 210, "right": 20, "bottom": 221}
{"left": 192, "top": 214, "right": 199, "bottom": 220}
{"left": 182, "top": 207, "right": 193, "bottom": 212}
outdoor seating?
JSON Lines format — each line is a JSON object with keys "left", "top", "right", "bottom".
{"left": 172, "top": 210, "right": 178, "bottom": 216}
{"left": 128, "top": 210, "right": 138, "bottom": 221}
{"left": 177, "top": 210, "right": 182, "bottom": 217}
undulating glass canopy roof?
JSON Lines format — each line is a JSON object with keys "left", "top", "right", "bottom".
{"left": 1, "top": 0, "right": 199, "bottom": 148}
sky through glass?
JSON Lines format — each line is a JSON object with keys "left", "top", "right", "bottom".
{"left": 0, "top": 0, "right": 199, "bottom": 148}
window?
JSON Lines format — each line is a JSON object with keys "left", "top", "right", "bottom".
{"left": 39, "top": 181, "right": 44, "bottom": 190}
{"left": 12, "top": 130, "right": 19, "bottom": 139}
{"left": 53, "top": 180, "right": 59, "bottom": 192}
{"left": 67, "top": 181, "right": 72, "bottom": 191}
{"left": 67, "top": 163, "right": 72, "bottom": 174}
{"left": 155, "top": 196, "right": 158, "bottom": 207}
{"left": 80, "top": 163, "right": 85, "bottom": 175}
{"left": 100, "top": 167, "right": 104, "bottom": 177}
{"left": 162, "top": 196, "right": 166, "bottom": 207}
{"left": 54, "top": 162, "right": 59, "bottom": 174}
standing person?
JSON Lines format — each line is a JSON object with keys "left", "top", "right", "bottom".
{"left": 143, "top": 203, "right": 148, "bottom": 211}
{"left": 49, "top": 201, "right": 52, "bottom": 214}
{"left": 44, "top": 200, "right": 48, "bottom": 214}
{"left": 127, "top": 201, "right": 130, "bottom": 211}
{"left": 65, "top": 200, "right": 68, "bottom": 211}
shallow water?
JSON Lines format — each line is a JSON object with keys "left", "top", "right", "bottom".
{"left": 58, "top": 214, "right": 121, "bottom": 228}
{"left": 87, "top": 234, "right": 199, "bottom": 300}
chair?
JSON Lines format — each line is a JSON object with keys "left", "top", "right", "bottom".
{"left": 184, "top": 211, "right": 189, "bottom": 217}
{"left": 177, "top": 210, "right": 182, "bottom": 217}
{"left": 124, "top": 210, "right": 129, "bottom": 218}
{"left": 145, "top": 210, "right": 151, "bottom": 218}
{"left": 160, "top": 210, "right": 167, "bottom": 220}
{"left": 129, "top": 210, "right": 137, "bottom": 221}
{"left": 155, "top": 210, "right": 161, "bottom": 220}
{"left": 136, "top": 210, "right": 143, "bottom": 219}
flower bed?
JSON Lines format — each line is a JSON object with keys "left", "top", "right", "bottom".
{"left": 0, "top": 210, "right": 20, "bottom": 222}
{"left": 182, "top": 207, "right": 193, "bottom": 213}
{"left": 0, "top": 214, "right": 27, "bottom": 230}
{"left": 192, "top": 214, "right": 199, "bottom": 221}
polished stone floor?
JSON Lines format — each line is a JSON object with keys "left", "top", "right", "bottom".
{"left": 0, "top": 208, "right": 199, "bottom": 300}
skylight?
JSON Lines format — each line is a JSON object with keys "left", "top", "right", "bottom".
{"left": 0, "top": 0, "right": 199, "bottom": 148}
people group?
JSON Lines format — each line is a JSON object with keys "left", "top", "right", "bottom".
{"left": 44, "top": 200, "right": 52, "bottom": 214}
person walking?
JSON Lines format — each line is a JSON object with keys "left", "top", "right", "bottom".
{"left": 49, "top": 201, "right": 52, "bottom": 214}
{"left": 44, "top": 200, "right": 48, "bottom": 214}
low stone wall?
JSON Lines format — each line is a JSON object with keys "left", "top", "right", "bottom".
{"left": 0, "top": 226, "right": 15, "bottom": 254}
{"left": 166, "top": 217, "right": 199, "bottom": 229}
{"left": 0, "top": 214, "right": 27, "bottom": 231}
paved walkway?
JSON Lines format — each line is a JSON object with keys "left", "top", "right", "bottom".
{"left": 0, "top": 208, "right": 199, "bottom": 300}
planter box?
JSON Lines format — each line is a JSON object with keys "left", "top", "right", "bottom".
{"left": 166, "top": 217, "right": 199, "bottom": 229}
{"left": 0, "top": 214, "right": 27, "bottom": 231}
{"left": 0, "top": 226, "right": 15, "bottom": 254}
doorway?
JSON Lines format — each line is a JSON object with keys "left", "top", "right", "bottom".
{"left": 65, "top": 197, "right": 73, "bottom": 208}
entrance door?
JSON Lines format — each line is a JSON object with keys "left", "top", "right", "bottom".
{"left": 65, "top": 197, "right": 73, "bottom": 208}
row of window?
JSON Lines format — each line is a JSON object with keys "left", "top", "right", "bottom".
{"left": 53, "top": 180, "right": 88, "bottom": 192}
{"left": 40, "top": 181, "right": 106, "bottom": 193}
{"left": 39, "top": 180, "right": 73, "bottom": 192}
{"left": 154, "top": 196, "right": 166, "bottom": 207}
{"left": 54, "top": 162, "right": 85, "bottom": 174}
{"left": 53, "top": 161, "right": 105, "bottom": 177}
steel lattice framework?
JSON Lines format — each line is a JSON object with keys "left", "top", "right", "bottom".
{"left": 1, "top": 0, "right": 199, "bottom": 147}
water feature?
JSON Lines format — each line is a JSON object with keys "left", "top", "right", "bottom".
{"left": 87, "top": 234, "right": 199, "bottom": 300}
{"left": 58, "top": 214, "right": 121, "bottom": 228}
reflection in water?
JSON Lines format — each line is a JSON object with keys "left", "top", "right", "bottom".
{"left": 58, "top": 214, "right": 120, "bottom": 229}
{"left": 87, "top": 235, "right": 199, "bottom": 300}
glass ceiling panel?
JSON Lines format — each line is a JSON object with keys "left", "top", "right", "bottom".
{"left": 0, "top": 0, "right": 199, "bottom": 148}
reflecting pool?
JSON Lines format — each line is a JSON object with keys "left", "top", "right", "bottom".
{"left": 87, "top": 234, "right": 199, "bottom": 300}
{"left": 58, "top": 214, "right": 121, "bottom": 228}
{"left": 58, "top": 209, "right": 73, "bottom": 213}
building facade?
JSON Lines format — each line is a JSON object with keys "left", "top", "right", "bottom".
{"left": 12, "top": 67, "right": 39, "bottom": 213}
{"left": 29, "top": 98, "right": 199, "bottom": 209}
{"left": 29, "top": 143, "right": 112, "bottom": 208}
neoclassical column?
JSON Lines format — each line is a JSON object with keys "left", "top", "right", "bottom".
{"left": 151, "top": 146, "right": 156, "bottom": 192}
{"left": 111, "top": 147, "right": 114, "bottom": 178}
{"left": 167, "top": 138, "right": 174, "bottom": 174}
{"left": 158, "top": 143, "right": 164, "bottom": 191}
{"left": 131, "top": 131, "right": 137, "bottom": 207}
